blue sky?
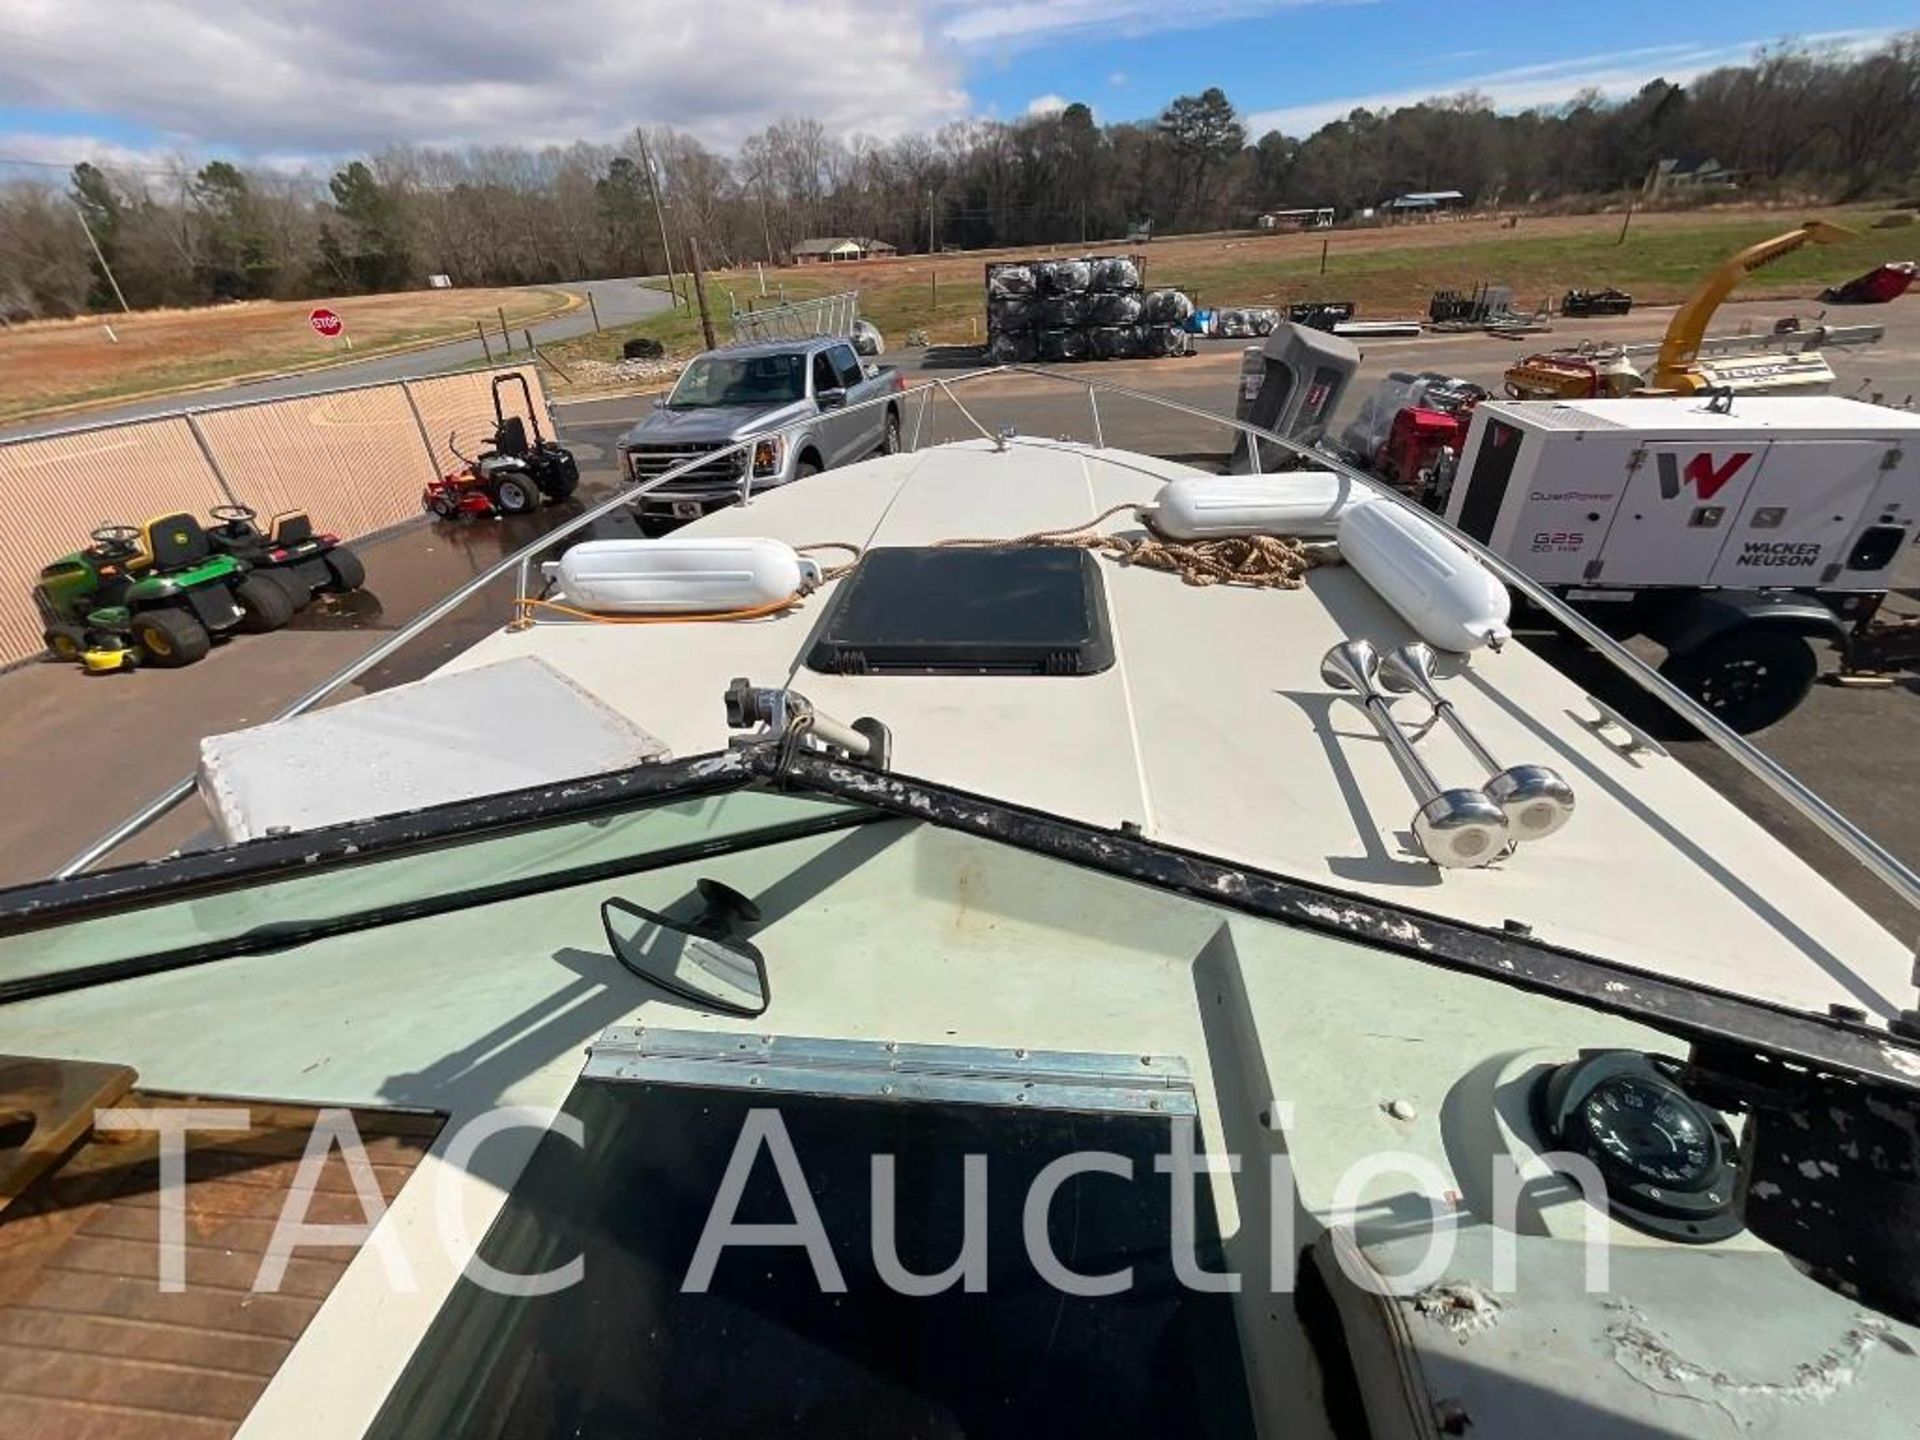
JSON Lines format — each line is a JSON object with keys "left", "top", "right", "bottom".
{"left": 953, "top": 1, "right": 1915, "bottom": 134}
{"left": 0, "top": 0, "right": 1910, "bottom": 173}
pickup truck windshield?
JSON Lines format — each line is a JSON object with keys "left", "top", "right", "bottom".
{"left": 668, "top": 353, "right": 807, "bottom": 408}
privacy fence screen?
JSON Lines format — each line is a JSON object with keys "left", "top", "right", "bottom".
{"left": 0, "top": 366, "right": 549, "bottom": 668}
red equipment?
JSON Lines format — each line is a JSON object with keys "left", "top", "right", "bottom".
{"left": 420, "top": 373, "right": 580, "bottom": 520}
{"left": 1821, "top": 261, "right": 1916, "bottom": 306}
{"left": 1377, "top": 407, "right": 1467, "bottom": 497}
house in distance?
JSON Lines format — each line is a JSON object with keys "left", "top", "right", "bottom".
{"left": 790, "top": 237, "right": 900, "bottom": 264}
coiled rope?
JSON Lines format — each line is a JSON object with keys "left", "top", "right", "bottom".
{"left": 936, "top": 502, "right": 1325, "bottom": 590}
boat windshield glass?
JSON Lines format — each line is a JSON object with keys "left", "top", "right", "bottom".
{"left": 0, "top": 788, "right": 863, "bottom": 990}
{"left": 667, "top": 353, "right": 807, "bottom": 408}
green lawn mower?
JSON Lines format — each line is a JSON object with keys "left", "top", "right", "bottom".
{"left": 34, "top": 511, "right": 296, "bottom": 672}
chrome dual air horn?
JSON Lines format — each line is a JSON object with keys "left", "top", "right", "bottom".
{"left": 1378, "top": 643, "right": 1576, "bottom": 842}
{"left": 1322, "top": 639, "right": 1510, "bottom": 868}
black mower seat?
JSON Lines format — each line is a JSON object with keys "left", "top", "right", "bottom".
{"left": 268, "top": 511, "right": 314, "bottom": 547}
{"left": 140, "top": 512, "right": 213, "bottom": 572}
{"left": 495, "top": 416, "right": 530, "bottom": 456}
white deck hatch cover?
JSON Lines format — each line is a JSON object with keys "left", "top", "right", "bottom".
{"left": 197, "top": 655, "right": 669, "bottom": 842}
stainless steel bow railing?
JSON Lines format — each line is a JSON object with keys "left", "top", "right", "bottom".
{"left": 52, "top": 364, "right": 1920, "bottom": 945}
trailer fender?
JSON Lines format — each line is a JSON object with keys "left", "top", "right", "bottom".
{"left": 1646, "top": 590, "right": 1848, "bottom": 659}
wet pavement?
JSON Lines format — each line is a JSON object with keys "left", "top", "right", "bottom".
{"left": 0, "top": 412, "right": 650, "bottom": 883}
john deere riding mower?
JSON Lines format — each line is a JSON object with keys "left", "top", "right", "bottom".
{"left": 34, "top": 512, "right": 295, "bottom": 672}
{"left": 205, "top": 503, "right": 366, "bottom": 607}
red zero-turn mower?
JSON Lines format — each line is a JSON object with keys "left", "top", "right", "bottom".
{"left": 422, "top": 372, "right": 580, "bottom": 519}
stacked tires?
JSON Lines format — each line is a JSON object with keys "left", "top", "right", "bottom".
{"left": 985, "top": 254, "right": 1193, "bottom": 363}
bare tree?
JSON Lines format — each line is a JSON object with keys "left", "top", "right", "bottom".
{"left": 3, "top": 31, "right": 1915, "bottom": 320}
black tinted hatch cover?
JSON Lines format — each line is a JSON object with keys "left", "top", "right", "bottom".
{"left": 806, "top": 546, "right": 1115, "bottom": 675}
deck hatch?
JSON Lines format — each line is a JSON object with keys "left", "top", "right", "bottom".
{"left": 370, "top": 1029, "right": 1251, "bottom": 1440}
{"left": 805, "top": 546, "right": 1116, "bottom": 676}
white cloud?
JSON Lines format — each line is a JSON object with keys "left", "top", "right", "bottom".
{"left": 1024, "top": 93, "right": 1070, "bottom": 117}
{"left": 1243, "top": 28, "right": 1904, "bottom": 136}
{"left": 0, "top": 0, "right": 970, "bottom": 161}
{"left": 1108, "top": 71, "right": 1129, "bottom": 87}
{"left": 939, "top": 0, "right": 1358, "bottom": 48}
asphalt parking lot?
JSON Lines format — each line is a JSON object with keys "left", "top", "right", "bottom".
{"left": 3, "top": 296, "right": 1917, "bottom": 940}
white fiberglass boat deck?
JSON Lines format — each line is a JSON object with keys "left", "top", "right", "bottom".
{"left": 450, "top": 438, "right": 1909, "bottom": 1023}
{"left": 4, "top": 378, "right": 1920, "bottom": 1440}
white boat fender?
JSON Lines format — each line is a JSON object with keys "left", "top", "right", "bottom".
{"left": 1146, "top": 471, "right": 1373, "bottom": 540}
{"left": 1337, "top": 501, "right": 1511, "bottom": 653}
{"left": 540, "top": 537, "right": 823, "bottom": 614}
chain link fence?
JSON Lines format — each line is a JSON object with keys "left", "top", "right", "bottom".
{"left": 0, "top": 366, "right": 548, "bottom": 669}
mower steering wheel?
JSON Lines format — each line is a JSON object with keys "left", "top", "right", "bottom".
{"left": 210, "top": 503, "right": 257, "bottom": 524}
{"left": 90, "top": 524, "right": 141, "bottom": 552}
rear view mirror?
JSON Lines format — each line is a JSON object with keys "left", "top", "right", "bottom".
{"left": 601, "top": 886, "right": 768, "bottom": 1016}
{"left": 817, "top": 387, "right": 847, "bottom": 409}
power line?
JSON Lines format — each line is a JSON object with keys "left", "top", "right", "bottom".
{"left": 0, "top": 153, "right": 212, "bottom": 178}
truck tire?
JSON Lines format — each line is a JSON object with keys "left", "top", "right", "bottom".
{"left": 234, "top": 575, "right": 297, "bottom": 633}
{"left": 134, "top": 608, "right": 212, "bottom": 667}
{"left": 879, "top": 408, "right": 901, "bottom": 455}
{"left": 795, "top": 457, "right": 821, "bottom": 480}
{"left": 1659, "top": 627, "right": 1818, "bottom": 734}
{"left": 323, "top": 545, "right": 366, "bottom": 593}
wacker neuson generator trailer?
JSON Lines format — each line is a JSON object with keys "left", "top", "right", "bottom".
{"left": 1440, "top": 395, "right": 1920, "bottom": 730}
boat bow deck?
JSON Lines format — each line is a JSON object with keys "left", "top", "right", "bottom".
{"left": 446, "top": 439, "right": 1911, "bottom": 1022}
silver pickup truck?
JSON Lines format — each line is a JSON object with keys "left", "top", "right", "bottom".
{"left": 616, "top": 336, "right": 905, "bottom": 532}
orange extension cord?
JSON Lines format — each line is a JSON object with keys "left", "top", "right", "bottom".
{"left": 511, "top": 593, "right": 806, "bottom": 626}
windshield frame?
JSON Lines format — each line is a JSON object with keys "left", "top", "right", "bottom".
{"left": 2, "top": 741, "right": 1913, "bottom": 1095}
{"left": 0, "top": 750, "right": 757, "bottom": 937}
{"left": 665, "top": 351, "right": 808, "bottom": 409}
{"left": 766, "top": 750, "right": 1920, "bottom": 1093}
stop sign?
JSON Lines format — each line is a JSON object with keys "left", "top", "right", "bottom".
{"left": 309, "top": 307, "right": 344, "bottom": 337}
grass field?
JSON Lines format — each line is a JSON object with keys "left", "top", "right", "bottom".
{"left": 544, "top": 205, "right": 1906, "bottom": 392}
{"left": 0, "top": 286, "right": 574, "bottom": 422}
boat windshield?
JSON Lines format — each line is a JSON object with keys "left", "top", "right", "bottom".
{"left": 0, "top": 786, "right": 866, "bottom": 995}
{"left": 667, "top": 353, "right": 807, "bottom": 408}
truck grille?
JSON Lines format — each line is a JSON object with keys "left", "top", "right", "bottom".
{"left": 627, "top": 443, "right": 746, "bottom": 490}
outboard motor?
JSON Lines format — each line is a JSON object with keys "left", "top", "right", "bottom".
{"left": 1231, "top": 322, "right": 1362, "bottom": 472}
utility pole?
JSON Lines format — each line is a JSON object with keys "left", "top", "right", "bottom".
{"left": 70, "top": 200, "right": 130, "bottom": 314}
{"left": 1617, "top": 200, "right": 1636, "bottom": 246}
{"left": 689, "top": 237, "right": 717, "bottom": 351}
{"left": 636, "top": 128, "right": 682, "bottom": 307}
{"left": 925, "top": 191, "right": 935, "bottom": 256}
{"left": 757, "top": 174, "right": 776, "bottom": 265}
